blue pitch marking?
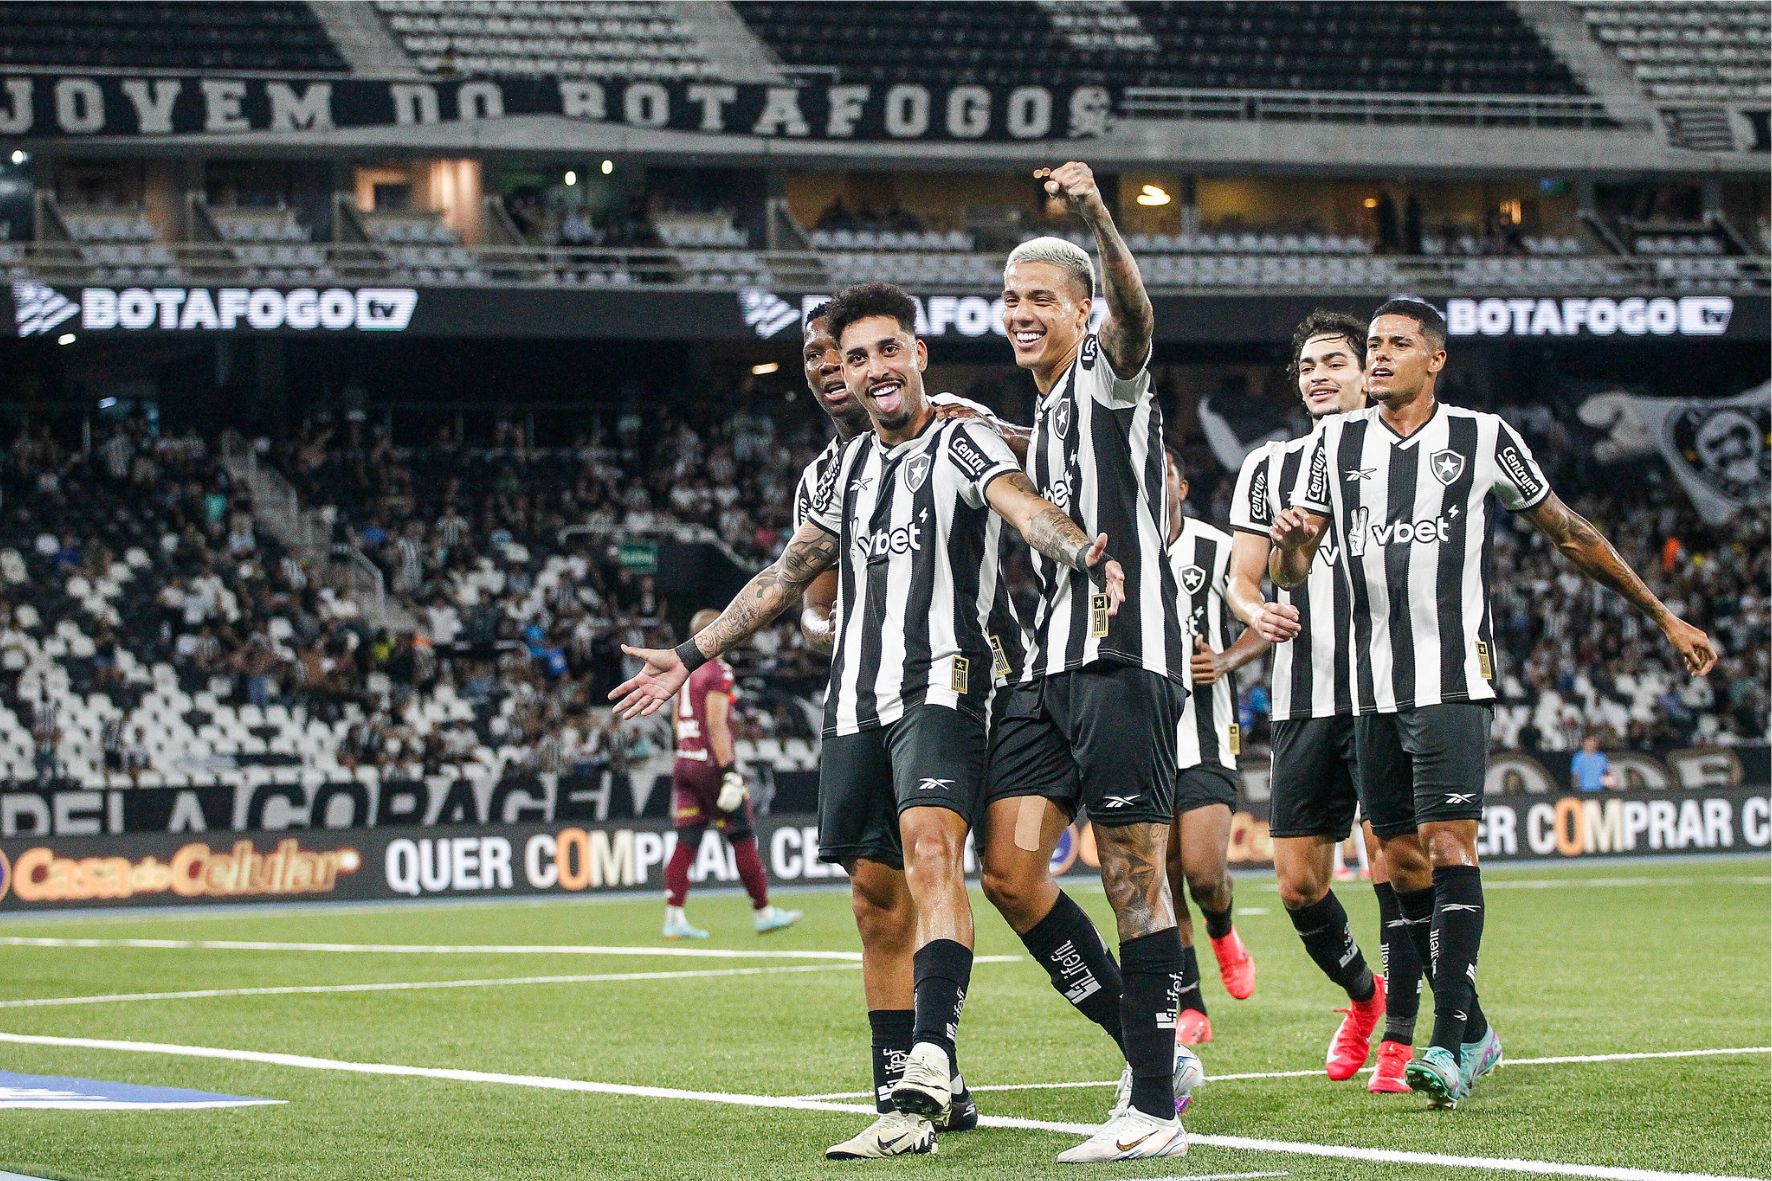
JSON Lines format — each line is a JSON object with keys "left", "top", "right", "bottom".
{"left": 0, "top": 1071, "right": 282, "bottom": 1110}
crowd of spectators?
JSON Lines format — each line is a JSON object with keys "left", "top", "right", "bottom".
{"left": 269, "top": 405, "right": 830, "bottom": 735}
{"left": 1, "top": 367, "right": 1764, "bottom": 794}
{"left": 814, "top": 197, "right": 927, "bottom": 235}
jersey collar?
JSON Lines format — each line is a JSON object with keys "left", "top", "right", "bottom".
{"left": 1376, "top": 399, "right": 1442, "bottom": 447}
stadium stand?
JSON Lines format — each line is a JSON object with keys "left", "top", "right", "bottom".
{"left": 373, "top": 0, "right": 720, "bottom": 81}
{"left": 50, "top": 207, "right": 184, "bottom": 284}
{"left": 737, "top": 1, "right": 1584, "bottom": 94}
{"left": 0, "top": 1, "right": 346, "bottom": 72}
{"left": 359, "top": 212, "right": 486, "bottom": 285}
{"left": 1578, "top": 0, "right": 1770, "bottom": 102}
{"left": 199, "top": 206, "right": 335, "bottom": 285}
{"left": 2, "top": 363, "right": 1762, "bottom": 795}
{"left": 0, "top": 420, "right": 822, "bottom": 791}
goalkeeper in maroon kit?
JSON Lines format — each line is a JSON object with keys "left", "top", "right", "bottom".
{"left": 662, "top": 609, "right": 803, "bottom": 938}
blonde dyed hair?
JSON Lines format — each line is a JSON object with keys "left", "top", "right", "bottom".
{"left": 1004, "top": 236, "right": 1095, "bottom": 300}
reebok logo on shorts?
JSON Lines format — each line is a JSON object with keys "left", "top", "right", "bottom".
{"left": 916, "top": 778, "right": 954, "bottom": 791}
{"left": 1100, "top": 794, "right": 1140, "bottom": 808}
{"left": 1445, "top": 792, "right": 1476, "bottom": 804}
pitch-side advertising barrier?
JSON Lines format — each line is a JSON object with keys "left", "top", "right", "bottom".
{"left": 0, "top": 786, "right": 1764, "bottom": 910}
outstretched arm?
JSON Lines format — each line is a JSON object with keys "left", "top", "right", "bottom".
{"left": 985, "top": 470, "right": 1126, "bottom": 616}
{"left": 609, "top": 522, "right": 840, "bottom": 717}
{"left": 1043, "top": 160, "right": 1152, "bottom": 378}
{"left": 1519, "top": 493, "right": 1717, "bottom": 676}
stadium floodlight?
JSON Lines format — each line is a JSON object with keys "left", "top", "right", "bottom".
{"left": 8, "top": 150, "right": 24, "bottom": 165}
{"left": 1135, "top": 183, "right": 1171, "bottom": 207}
{"left": 600, "top": 159, "right": 614, "bottom": 175}
{"left": 751, "top": 361, "right": 780, "bottom": 375}
{"left": 57, "top": 333, "right": 76, "bottom": 346}
{"left": 564, "top": 170, "right": 577, "bottom": 186}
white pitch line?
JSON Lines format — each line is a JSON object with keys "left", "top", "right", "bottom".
{"left": 791, "top": 1046, "right": 1772, "bottom": 1099}
{"left": 0, "top": 936, "right": 1019, "bottom": 966}
{"left": 0, "top": 962, "right": 871, "bottom": 1010}
{"left": 1124, "top": 1174, "right": 1289, "bottom": 1181}
{"left": 0, "top": 1031, "right": 1757, "bottom": 1181}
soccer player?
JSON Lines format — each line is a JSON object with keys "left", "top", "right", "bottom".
{"left": 793, "top": 302, "right": 869, "bottom": 656}
{"left": 976, "top": 160, "right": 1191, "bottom": 1163}
{"left": 1270, "top": 297, "right": 1718, "bottom": 1107}
{"left": 662, "top": 607, "right": 802, "bottom": 939}
{"left": 1162, "top": 447, "right": 1267, "bottom": 1044}
{"left": 1227, "top": 310, "right": 1428, "bottom": 1094}
{"left": 791, "top": 301, "right": 1006, "bottom": 1146}
{"left": 611, "top": 280, "right": 1123, "bottom": 1157}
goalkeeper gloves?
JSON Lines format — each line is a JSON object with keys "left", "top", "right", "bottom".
{"left": 716, "top": 768, "right": 748, "bottom": 813}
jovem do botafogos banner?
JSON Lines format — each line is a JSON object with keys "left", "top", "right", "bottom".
{"left": 1, "top": 786, "right": 1767, "bottom": 910}
{"left": 0, "top": 73, "right": 1117, "bottom": 142}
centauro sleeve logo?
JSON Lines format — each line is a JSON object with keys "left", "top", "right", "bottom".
{"left": 1304, "top": 436, "right": 1329, "bottom": 509}
{"left": 1497, "top": 443, "right": 1546, "bottom": 503}
{"left": 1248, "top": 464, "right": 1272, "bottom": 526}
{"left": 810, "top": 446, "right": 847, "bottom": 517}
{"left": 947, "top": 430, "right": 993, "bottom": 482}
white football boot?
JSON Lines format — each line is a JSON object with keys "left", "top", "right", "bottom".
{"left": 1056, "top": 1107, "right": 1187, "bottom": 1164}
{"left": 889, "top": 1042, "right": 952, "bottom": 1120}
{"left": 824, "top": 1111, "right": 937, "bottom": 1160}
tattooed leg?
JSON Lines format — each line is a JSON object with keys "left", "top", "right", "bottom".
{"left": 1095, "top": 821, "right": 1176, "bottom": 940}
{"left": 1096, "top": 821, "right": 1183, "bottom": 1119}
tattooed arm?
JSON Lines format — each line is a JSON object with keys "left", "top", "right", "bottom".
{"left": 609, "top": 522, "right": 841, "bottom": 718}
{"left": 984, "top": 470, "right": 1126, "bottom": 615}
{"left": 1520, "top": 492, "right": 1718, "bottom": 676}
{"left": 1043, "top": 159, "right": 1153, "bottom": 378}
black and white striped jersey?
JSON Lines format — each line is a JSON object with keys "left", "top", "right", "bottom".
{"left": 794, "top": 393, "right": 998, "bottom": 530}
{"left": 1228, "top": 431, "right": 1356, "bottom": 721}
{"left": 1169, "top": 517, "right": 1238, "bottom": 771}
{"left": 1293, "top": 403, "right": 1552, "bottom": 714}
{"left": 806, "top": 414, "right": 1025, "bottom": 736}
{"left": 1022, "top": 334, "right": 1186, "bottom": 685}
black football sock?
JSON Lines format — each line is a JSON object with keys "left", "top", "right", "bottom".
{"left": 1465, "top": 997, "right": 1490, "bottom": 1044}
{"left": 1286, "top": 890, "right": 1375, "bottom": 1000}
{"left": 1017, "top": 891, "right": 1126, "bottom": 1051}
{"left": 1177, "top": 943, "right": 1208, "bottom": 1015}
{"left": 912, "top": 939, "right": 972, "bottom": 1069}
{"left": 867, "top": 1009, "right": 914, "bottom": 1114}
{"left": 1396, "top": 884, "right": 1438, "bottom": 984}
{"left": 1427, "top": 866, "right": 1485, "bottom": 1056}
{"left": 1401, "top": 883, "right": 1486, "bottom": 1040}
{"left": 1374, "top": 881, "right": 1423, "bottom": 1045}
{"left": 1118, "top": 928, "right": 1183, "bottom": 1120}
{"left": 1200, "top": 900, "right": 1235, "bottom": 941}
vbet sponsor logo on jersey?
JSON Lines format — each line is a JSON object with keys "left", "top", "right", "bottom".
{"left": 1447, "top": 295, "right": 1732, "bottom": 338}
{"left": 12, "top": 280, "right": 418, "bottom": 336}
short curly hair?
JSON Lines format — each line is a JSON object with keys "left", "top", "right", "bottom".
{"left": 824, "top": 282, "right": 918, "bottom": 347}
{"left": 1288, "top": 309, "right": 1368, "bottom": 383}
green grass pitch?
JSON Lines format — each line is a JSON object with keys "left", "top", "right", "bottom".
{"left": 0, "top": 858, "right": 1765, "bottom": 1181}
